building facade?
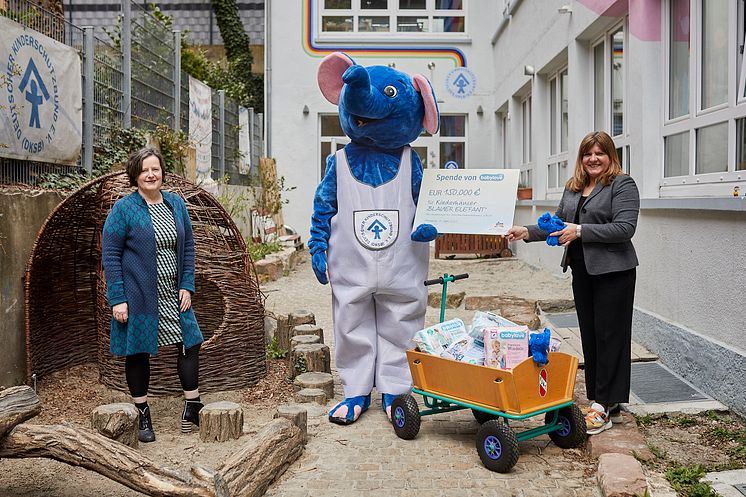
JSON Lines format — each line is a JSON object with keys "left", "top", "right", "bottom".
{"left": 268, "top": 0, "right": 746, "bottom": 415}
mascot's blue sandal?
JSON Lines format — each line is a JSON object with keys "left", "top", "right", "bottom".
{"left": 328, "top": 394, "right": 371, "bottom": 425}
{"left": 382, "top": 393, "right": 398, "bottom": 421}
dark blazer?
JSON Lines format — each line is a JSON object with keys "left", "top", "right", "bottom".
{"left": 526, "top": 174, "right": 640, "bottom": 275}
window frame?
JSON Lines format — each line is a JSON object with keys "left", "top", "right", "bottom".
{"left": 317, "top": 0, "right": 467, "bottom": 38}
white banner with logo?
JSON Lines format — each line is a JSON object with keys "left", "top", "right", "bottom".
{"left": 188, "top": 76, "right": 212, "bottom": 182}
{"left": 238, "top": 106, "right": 251, "bottom": 175}
{"left": 0, "top": 18, "right": 82, "bottom": 164}
{"left": 414, "top": 168, "right": 519, "bottom": 235}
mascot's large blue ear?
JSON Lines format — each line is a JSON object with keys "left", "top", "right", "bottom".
{"left": 412, "top": 74, "right": 439, "bottom": 134}
{"left": 318, "top": 52, "right": 355, "bottom": 105}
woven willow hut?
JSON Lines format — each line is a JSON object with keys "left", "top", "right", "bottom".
{"left": 25, "top": 172, "right": 266, "bottom": 394}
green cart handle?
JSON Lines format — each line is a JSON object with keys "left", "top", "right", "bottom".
{"left": 423, "top": 273, "right": 469, "bottom": 322}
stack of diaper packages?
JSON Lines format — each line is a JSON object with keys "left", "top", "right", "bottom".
{"left": 413, "top": 311, "right": 562, "bottom": 370}
{"left": 412, "top": 318, "right": 485, "bottom": 365}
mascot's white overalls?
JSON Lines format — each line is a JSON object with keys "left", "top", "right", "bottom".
{"left": 328, "top": 146, "right": 429, "bottom": 397}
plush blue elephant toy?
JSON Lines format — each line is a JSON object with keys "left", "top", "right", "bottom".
{"left": 529, "top": 328, "right": 552, "bottom": 366}
{"left": 538, "top": 212, "right": 566, "bottom": 246}
{"left": 308, "top": 52, "right": 440, "bottom": 425}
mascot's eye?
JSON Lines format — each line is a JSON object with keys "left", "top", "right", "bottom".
{"left": 383, "top": 85, "right": 398, "bottom": 98}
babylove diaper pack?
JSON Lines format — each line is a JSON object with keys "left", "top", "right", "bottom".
{"left": 483, "top": 325, "right": 530, "bottom": 370}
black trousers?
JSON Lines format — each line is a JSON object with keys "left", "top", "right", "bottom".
{"left": 570, "top": 261, "right": 636, "bottom": 406}
{"left": 125, "top": 343, "right": 201, "bottom": 398}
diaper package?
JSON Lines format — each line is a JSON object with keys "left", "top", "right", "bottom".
{"left": 483, "top": 325, "right": 530, "bottom": 370}
{"left": 469, "top": 311, "right": 519, "bottom": 341}
{"left": 413, "top": 318, "right": 469, "bottom": 356}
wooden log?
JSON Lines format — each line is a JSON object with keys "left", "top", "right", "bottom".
{"left": 294, "top": 388, "right": 327, "bottom": 405}
{"left": 0, "top": 386, "right": 41, "bottom": 438}
{"left": 218, "top": 418, "right": 304, "bottom": 497}
{"left": 276, "top": 310, "right": 316, "bottom": 352}
{"left": 91, "top": 403, "right": 139, "bottom": 448}
{"left": 0, "top": 423, "right": 228, "bottom": 497}
{"left": 293, "top": 372, "right": 334, "bottom": 400}
{"left": 290, "top": 334, "right": 320, "bottom": 349}
{"left": 273, "top": 404, "right": 307, "bottom": 445}
{"left": 291, "top": 324, "right": 324, "bottom": 344}
{"left": 289, "top": 344, "right": 331, "bottom": 379}
{"left": 199, "top": 402, "right": 243, "bottom": 443}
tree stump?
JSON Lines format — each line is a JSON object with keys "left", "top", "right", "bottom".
{"left": 276, "top": 310, "right": 316, "bottom": 352}
{"left": 294, "top": 388, "right": 327, "bottom": 405}
{"left": 273, "top": 404, "right": 308, "bottom": 445}
{"left": 291, "top": 334, "right": 321, "bottom": 349}
{"left": 199, "top": 402, "right": 243, "bottom": 442}
{"left": 292, "top": 324, "right": 324, "bottom": 344}
{"left": 293, "top": 372, "right": 334, "bottom": 400}
{"left": 289, "top": 343, "right": 331, "bottom": 379}
{"left": 91, "top": 403, "right": 139, "bottom": 448}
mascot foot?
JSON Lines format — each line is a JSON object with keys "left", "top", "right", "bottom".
{"left": 328, "top": 394, "right": 371, "bottom": 425}
{"left": 382, "top": 393, "right": 399, "bottom": 422}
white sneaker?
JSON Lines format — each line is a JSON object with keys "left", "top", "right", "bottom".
{"left": 585, "top": 402, "right": 612, "bottom": 435}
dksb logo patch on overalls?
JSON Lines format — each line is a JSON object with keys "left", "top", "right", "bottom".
{"left": 353, "top": 210, "right": 399, "bottom": 250}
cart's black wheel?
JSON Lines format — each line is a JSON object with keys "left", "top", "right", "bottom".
{"left": 472, "top": 408, "right": 500, "bottom": 424}
{"left": 545, "top": 404, "right": 587, "bottom": 449}
{"left": 475, "top": 420, "right": 519, "bottom": 473}
{"left": 391, "top": 394, "right": 420, "bottom": 440}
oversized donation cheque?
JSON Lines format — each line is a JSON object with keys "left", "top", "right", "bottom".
{"left": 412, "top": 311, "right": 560, "bottom": 370}
{"left": 413, "top": 168, "right": 520, "bottom": 235}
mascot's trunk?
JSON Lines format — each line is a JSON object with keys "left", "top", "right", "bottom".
{"left": 342, "top": 65, "right": 391, "bottom": 119}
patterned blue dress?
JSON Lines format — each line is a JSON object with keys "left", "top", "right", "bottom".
{"left": 148, "top": 202, "right": 183, "bottom": 347}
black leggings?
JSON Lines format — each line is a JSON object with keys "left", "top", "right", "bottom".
{"left": 125, "top": 343, "right": 200, "bottom": 398}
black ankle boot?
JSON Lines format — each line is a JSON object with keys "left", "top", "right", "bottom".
{"left": 137, "top": 405, "right": 156, "bottom": 443}
{"left": 181, "top": 399, "right": 204, "bottom": 433}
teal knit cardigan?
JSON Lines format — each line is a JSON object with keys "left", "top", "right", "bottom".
{"left": 102, "top": 190, "right": 203, "bottom": 356}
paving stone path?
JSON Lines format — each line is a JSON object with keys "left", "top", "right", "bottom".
{"left": 263, "top": 253, "right": 603, "bottom": 497}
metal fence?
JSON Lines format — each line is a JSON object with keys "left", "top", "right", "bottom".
{"left": 0, "top": 0, "right": 262, "bottom": 187}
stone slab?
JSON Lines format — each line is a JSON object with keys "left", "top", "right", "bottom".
{"left": 596, "top": 453, "right": 648, "bottom": 497}
{"left": 587, "top": 413, "right": 655, "bottom": 462}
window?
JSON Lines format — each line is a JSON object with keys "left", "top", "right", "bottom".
{"left": 319, "top": 0, "right": 465, "bottom": 34}
{"left": 592, "top": 23, "right": 627, "bottom": 144}
{"left": 737, "top": 118, "right": 746, "bottom": 170}
{"left": 319, "top": 115, "right": 348, "bottom": 178}
{"left": 499, "top": 111, "right": 508, "bottom": 167}
{"left": 593, "top": 43, "right": 605, "bottom": 130}
{"left": 521, "top": 96, "right": 531, "bottom": 165}
{"left": 695, "top": 122, "right": 728, "bottom": 174}
{"left": 610, "top": 27, "right": 624, "bottom": 137}
{"left": 547, "top": 68, "right": 569, "bottom": 191}
{"left": 661, "top": 0, "right": 745, "bottom": 194}
{"left": 669, "top": 0, "right": 690, "bottom": 119}
{"left": 439, "top": 114, "right": 466, "bottom": 168}
{"left": 700, "top": 0, "right": 727, "bottom": 110}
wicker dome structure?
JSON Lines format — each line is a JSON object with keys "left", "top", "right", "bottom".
{"left": 25, "top": 172, "right": 266, "bottom": 394}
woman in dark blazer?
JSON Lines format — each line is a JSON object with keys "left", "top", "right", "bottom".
{"left": 507, "top": 131, "right": 640, "bottom": 435}
{"left": 102, "top": 147, "right": 204, "bottom": 443}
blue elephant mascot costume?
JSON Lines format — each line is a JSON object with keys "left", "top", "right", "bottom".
{"left": 309, "top": 52, "right": 440, "bottom": 425}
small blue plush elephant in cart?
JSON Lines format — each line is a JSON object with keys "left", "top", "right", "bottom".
{"left": 308, "top": 52, "right": 440, "bottom": 425}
